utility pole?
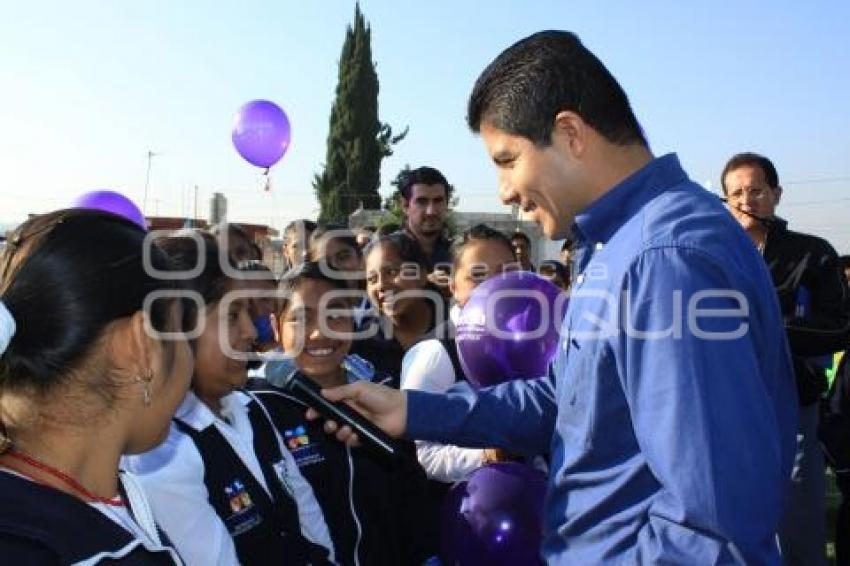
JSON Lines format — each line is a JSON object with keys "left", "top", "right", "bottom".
{"left": 193, "top": 185, "right": 199, "bottom": 227}
{"left": 143, "top": 150, "right": 159, "bottom": 214}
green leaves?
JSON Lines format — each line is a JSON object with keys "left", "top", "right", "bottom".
{"left": 313, "top": 3, "right": 406, "bottom": 224}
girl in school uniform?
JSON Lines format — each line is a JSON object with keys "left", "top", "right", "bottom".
{"left": 401, "top": 224, "right": 522, "bottom": 484}
{"left": 0, "top": 209, "right": 190, "bottom": 564}
{"left": 352, "top": 233, "right": 447, "bottom": 385}
{"left": 124, "top": 233, "right": 334, "bottom": 566}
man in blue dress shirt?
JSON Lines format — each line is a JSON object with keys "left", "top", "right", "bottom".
{"left": 316, "top": 30, "right": 798, "bottom": 564}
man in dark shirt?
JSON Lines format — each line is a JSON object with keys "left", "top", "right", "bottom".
{"left": 393, "top": 166, "right": 453, "bottom": 272}
{"left": 722, "top": 151, "right": 850, "bottom": 566}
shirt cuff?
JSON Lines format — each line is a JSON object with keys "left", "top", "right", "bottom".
{"left": 405, "top": 389, "right": 449, "bottom": 440}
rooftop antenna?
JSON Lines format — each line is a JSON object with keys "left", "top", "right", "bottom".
{"left": 142, "top": 150, "right": 160, "bottom": 214}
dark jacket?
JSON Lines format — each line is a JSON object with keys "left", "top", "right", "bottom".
{"left": 0, "top": 471, "right": 179, "bottom": 565}
{"left": 762, "top": 218, "right": 850, "bottom": 404}
{"left": 396, "top": 227, "right": 453, "bottom": 273}
{"left": 822, "top": 352, "right": 850, "bottom": 472}
{"left": 247, "top": 370, "right": 439, "bottom": 566}
{"left": 351, "top": 300, "right": 446, "bottom": 387}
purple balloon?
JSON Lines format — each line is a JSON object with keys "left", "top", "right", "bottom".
{"left": 73, "top": 190, "right": 147, "bottom": 230}
{"left": 457, "top": 271, "right": 565, "bottom": 388}
{"left": 232, "top": 100, "right": 291, "bottom": 168}
{"left": 440, "top": 463, "right": 546, "bottom": 566}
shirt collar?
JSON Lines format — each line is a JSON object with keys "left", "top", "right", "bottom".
{"left": 573, "top": 153, "right": 687, "bottom": 246}
{"left": 449, "top": 303, "right": 462, "bottom": 325}
{"left": 259, "top": 353, "right": 376, "bottom": 387}
{"left": 401, "top": 227, "right": 451, "bottom": 252}
{"left": 174, "top": 390, "right": 251, "bottom": 431}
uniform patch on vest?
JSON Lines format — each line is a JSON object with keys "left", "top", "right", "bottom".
{"left": 224, "top": 479, "right": 263, "bottom": 536}
{"left": 284, "top": 425, "right": 324, "bottom": 467}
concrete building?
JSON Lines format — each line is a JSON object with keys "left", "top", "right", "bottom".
{"left": 209, "top": 192, "right": 227, "bottom": 226}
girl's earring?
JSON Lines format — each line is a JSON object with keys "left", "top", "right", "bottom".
{"left": 137, "top": 368, "right": 154, "bottom": 407}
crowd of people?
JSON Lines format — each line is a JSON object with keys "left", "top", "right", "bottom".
{"left": 0, "top": 29, "right": 849, "bottom": 566}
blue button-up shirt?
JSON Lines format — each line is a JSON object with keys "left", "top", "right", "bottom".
{"left": 406, "top": 154, "right": 797, "bottom": 564}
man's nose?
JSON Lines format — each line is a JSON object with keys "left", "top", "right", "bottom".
{"left": 500, "top": 183, "right": 517, "bottom": 206}
{"left": 742, "top": 191, "right": 762, "bottom": 208}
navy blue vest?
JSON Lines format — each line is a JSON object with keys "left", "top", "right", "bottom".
{"left": 0, "top": 470, "right": 178, "bottom": 564}
{"left": 173, "top": 398, "right": 331, "bottom": 566}
{"left": 434, "top": 319, "right": 468, "bottom": 383}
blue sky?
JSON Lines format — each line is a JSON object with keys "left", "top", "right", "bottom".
{"left": 2, "top": 1, "right": 849, "bottom": 251}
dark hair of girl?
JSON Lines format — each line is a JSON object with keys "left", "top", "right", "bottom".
{"left": 155, "top": 231, "right": 235, "bottom": 334}
{"left": 363, "top": 232, "right": 428, "bottom": 270}
{"left": 0, "top": 209, "right": 181, "bottom": 395}
{"left": 275, "top": 261, "right": 350, "bottom": 317}
{"left": 451, "top": 224, "right": 513, "bottom": 270}
{"left": 307, "top": 225, "right": 361, "bottom": 262}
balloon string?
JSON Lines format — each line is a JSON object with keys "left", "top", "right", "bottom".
{"left": 263, "top": 168, "right": 271, "bottom": 192}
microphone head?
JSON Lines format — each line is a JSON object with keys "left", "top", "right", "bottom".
{"left": 263, "top": 357, "right": 299, "bottom": 389}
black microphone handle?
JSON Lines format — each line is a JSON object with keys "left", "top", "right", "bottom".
{"left": 719, "top": 196, "right": 775, "bottom": 228}
{"left": 286, "top": 374, "right": 398, "bottom": 459}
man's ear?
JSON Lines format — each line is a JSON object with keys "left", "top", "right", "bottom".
{"left": 772, "top": 185, "right": 783, "bottom": 207}
{"left": 400, "top": 196, "right": 410, "bottom": 214}
{"left": 552, "top": 110, "right": 587, "bottom": 158}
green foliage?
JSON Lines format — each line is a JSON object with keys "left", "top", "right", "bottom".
{"left": 313, "top": 3, "right": 407, "bottom": 224}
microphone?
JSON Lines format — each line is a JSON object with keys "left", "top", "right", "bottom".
{"left": 718, "top": 196, "right": 776, "bottom": 228}
{"left": 268, "top": 364, "right": 398, "bottom": 459}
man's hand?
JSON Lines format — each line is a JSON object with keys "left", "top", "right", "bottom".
{"left": 306, "top": 381, "right": 407, "bottom": 446}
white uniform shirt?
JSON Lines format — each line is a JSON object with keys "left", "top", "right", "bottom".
{"left": 123, "top": 391, "right": 334, "bottom": 566}
{"left": 400, "top": 305, "right": 485, "bottom": 482}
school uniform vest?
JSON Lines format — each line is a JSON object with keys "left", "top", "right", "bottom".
{"left": 0, "top": 470, "right": 178, "bottom": 565}
{"left": 248, "top": 371, "right": 440, "bottom": 566}
{"left": 172, "top": 399, "right": 330, "bottom": 566}
{"left": 434, "top": 318, "right": 468, "bottom": 383}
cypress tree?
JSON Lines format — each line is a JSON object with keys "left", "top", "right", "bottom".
{"left": 313, "top": 3, "right": 406, "bottom": 223}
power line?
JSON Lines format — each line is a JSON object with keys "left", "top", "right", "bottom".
{"left": 783, "top": 176, "right": 850, "bottom": 185}
{"left": 781, "top": 197, "right": 850, "bottom": 207}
